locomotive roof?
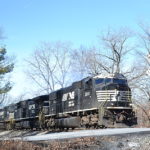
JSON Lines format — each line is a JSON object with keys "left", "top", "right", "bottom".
{"left": 32, "top": 94, "right": 49, "bottom": 100}
{"left": 0, "top": 73, "right": 127, "bottom": 109}
{"left": 93, "top": 73, "right": 127, "bottom": 80}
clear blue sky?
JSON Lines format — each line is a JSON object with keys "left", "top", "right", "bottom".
{"left": 0, "top": 0, "right": 150, "bottom": 99}
{"left": 1, "top": 0, "right": 149, "bottom": 57}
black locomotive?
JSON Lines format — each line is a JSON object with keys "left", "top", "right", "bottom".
{"left": 0, "top": 73, "right": 137, "bottom": 130}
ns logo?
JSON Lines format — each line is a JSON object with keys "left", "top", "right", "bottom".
{"left": 62, "top": 91, "right": 75, "bottom": 101}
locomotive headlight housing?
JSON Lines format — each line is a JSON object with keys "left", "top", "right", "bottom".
{"left": 129, "top": 103, "right": 133, "bottom": 107}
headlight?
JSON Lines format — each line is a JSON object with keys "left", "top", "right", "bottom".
{"left": 110, "top": 102, "right": 114, "bottom": 106}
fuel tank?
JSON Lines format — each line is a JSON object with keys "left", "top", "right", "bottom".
{"left": 55, "top": 116, "right": 81, "bottom": 128}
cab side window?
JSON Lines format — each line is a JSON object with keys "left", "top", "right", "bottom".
{"left": 105, "top": 78, "right": 111, "bottom": 83}
{"left": 84, "top": 79, "right": 92, "bottom": 90}
{"left": 95, "top": 78, "right": 104, "bottom": 84}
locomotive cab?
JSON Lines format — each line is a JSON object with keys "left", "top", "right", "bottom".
{"left": 94, "top": 73, "right": 131, "bottom": 107}
{"left": 93, "top": 73, "right": 137, "bottom": 127}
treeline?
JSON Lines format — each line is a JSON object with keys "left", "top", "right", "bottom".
{"left": 1, "top": 25, "right": 150, "bottom": 126}
{"left": 24, "top": 26, "right": 150, "bottom": 127}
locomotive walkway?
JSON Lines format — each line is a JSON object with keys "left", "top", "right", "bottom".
{"left": 8, "top": 128, "right": 150, "bottom": 141}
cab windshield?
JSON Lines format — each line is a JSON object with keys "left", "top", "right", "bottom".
{"left": 113, "top": 79, "right": 127, "bottom": 84}
{"left": 95, "top": 78, "right": 127, "bottom": 85}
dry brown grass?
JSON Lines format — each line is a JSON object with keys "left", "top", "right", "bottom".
{"left": 0, "top": 140, "right": 42, "bottom": 150}
{"left": 1, "top": 135, "right": 149, "bottom": 150}
{"left": 0, "top": 137, "right": 97, "bottom": 150}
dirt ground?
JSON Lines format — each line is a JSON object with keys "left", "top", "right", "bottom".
{"left": 0, "top": 132, "right": 150, "bottom": 150}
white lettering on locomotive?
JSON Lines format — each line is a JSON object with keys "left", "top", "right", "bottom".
{"left": 29, "top": 104, "right": 35, "bottom": 110}
{"left": 62, "top": 91, "right": 75, "bottom": 101}
{"left": 0, "top": 111, "right": 4, "bottom": 116}
{"left": 68, "top": 101, "right": 75, "bottom": 107}
{"left": 85, "top": 91, "right": 90, "bottom": 97}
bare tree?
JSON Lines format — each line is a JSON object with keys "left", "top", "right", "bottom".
{"left": 135, "top": 101, "right": 150, "bottom": 127}
{"left": 98, "top": 28, "right": 136, "bottom": 74}
{"left": 140, "top": 24, "right": 150, "bottom": 77}
{"left": 70, "top": 46, "right": 99, "bottom": 79}
{"left": 139, "top": 23, "right": 150, "bottom": 54}
{"left": 25, "top": 41, "right": 72, "bottom": 94}
{"left": 71, "top": 28, "right": 136, "bottom": 80}
{"left": 129, "top": 24, "right": 150, "bottom": 120}
{"left": 133, "top": 24, "right": 150, "bottom": 97}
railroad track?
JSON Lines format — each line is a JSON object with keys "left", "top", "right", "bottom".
{"left": 1, "top": 128, "right": 150, "bottom": 141}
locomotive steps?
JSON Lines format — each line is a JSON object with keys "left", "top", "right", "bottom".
{"left": 1, "top": 128, "right": 150, "bottom": 141}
